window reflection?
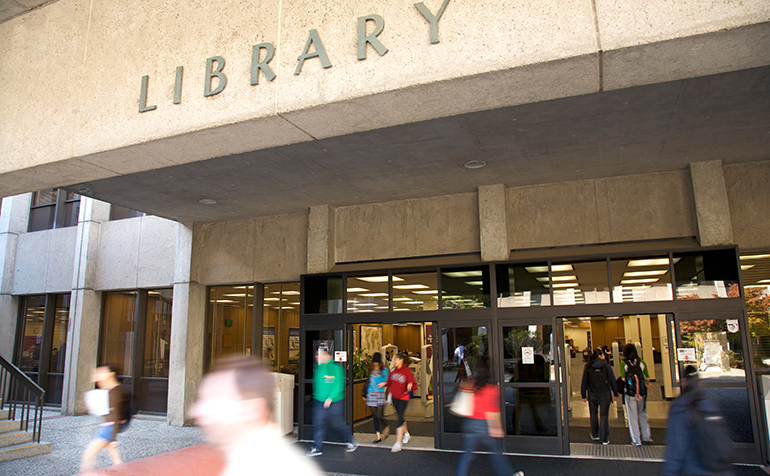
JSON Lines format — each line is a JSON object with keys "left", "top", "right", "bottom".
{"left": 441, "top": 326, "right": 488, "bottom": 383}
{"left": 679, "top": 318, "right": 745, "bottom": 382}
{"left": 741, "top": 253, "right": 770, "bottom": 372}
{"left": 143, "top": 290, "right": 172, "bottom": 378}
{"left": 611, "top": 256, "right": 673, "bottom": 302}
{"left": 304, "top": 276, "right": 343, "bottom": 314}
{"left": 49, "top": 295, "right": 70, "bottom": 374}
{"left": 347, "top": 274, "right": 389, "bottom": 313}
{"left": 263, "top": 283, "right": 300, "bottom": 376}
{"left": 101, "top": 292, "right": 138, "bottom": 376}
{"left": 207, "top": 285, "right": 254, "bottom": 369}
{"left": 441, "top": 267, "right": 490, "bottom": 309}
{"left": 503, "top": 325, "right": 554, "bottom": 383}
{"left": 551, "top": 260, "right": 610, "bottom": 305}
{"left": 17, "top": 296, "right": 47, "bottom": 373}
{"left": 497, "top": 263, "right": 551, "bottom": 307}
{"left": 392, "top": 271, "right": 437, "bottom": 312}
{"left": 674, "top": 249, "right": 740, "bottom": 300}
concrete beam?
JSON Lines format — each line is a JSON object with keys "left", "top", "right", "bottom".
{"left": 307, "top": 205, "right": 336, "bottom": 274}
{"left": 690, "top": 160, "right": 735, "bottom": 246}
{"left": 478, "top": 184, "right": 509, "bottom": 262}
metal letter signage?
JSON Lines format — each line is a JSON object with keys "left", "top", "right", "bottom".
{"left": 295, "top": 29, "right": 333, "bottom": 75}
{"left": 204, "top": 56, "right": 227, "bottom": 97}
{"left": 138, "top": 75, "right": 157, "bottom": 113}
{"left": 251, "top": 43, "right": 277, "bottom": 85}
{"left": 414, "top": 0, "right": 451, "bottom": 44}
{"left": 357, "top": 14, "right": 388, "bottom": 60}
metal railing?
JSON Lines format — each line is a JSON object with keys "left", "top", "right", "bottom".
{"left": 0, "top": 354, "right": 45, "bottom": 444}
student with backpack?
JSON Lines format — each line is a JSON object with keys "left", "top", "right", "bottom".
{"left": 620, "top": 343, "right": 652, "bottom": 447}
{"left": 663, "top": 365, "right": 735, "bottom": 476}
{"left": 581, "top": 348, "right": 619, "bottom": 445}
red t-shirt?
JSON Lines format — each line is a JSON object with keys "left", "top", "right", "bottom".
{"left": 470, "top": 384, "right": 501, "bottom": 420}
{"left": 386, "top": 366, "right": 417, "bottom": 400}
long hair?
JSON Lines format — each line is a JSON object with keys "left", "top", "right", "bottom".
{"left": 472, "top": 359, "right": 491, "bottom": 392}
{"left": 371, "top": 352, "right": 383, "bottom": 371}
{"left": 585, "top": 348, "right": 604, "bottom": 371}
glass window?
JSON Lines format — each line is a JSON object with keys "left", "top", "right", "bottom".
{"left": 101, "top": 292, "right": 138, "bottom": 376}
{"left": 674, "top": 249, "right": 740, "bottom": 300}
{"left": 304, "top": 276, "right": 343, "bottom": 314}
{"left": 111, "top": 204, "right": 146, "bottom": 221}
{"left": 496, "top": 263, "right": 551, "bottom": 307}
{"left": 701, "top": 387, "right": 753, "bottom": 443}
{"left": 49, "top": 294, "right": 70, "bottom": 374}
{"left": 504, "top": 387, "right": 558, "bottom": 436}
{"left": 392, "top": 271, "right": 438, "bottom": 312}
{"left": 28, "top": 189, "right": 80, "bottom": 232}
{"left": 679, "top": 318, "right": 745, "bottom": 383}
{"left": 611, "top": 256, "right": 673, "bottom": 302}
{"left": 503, "top": 325, "right": 554, "bottom": 383}
{"left": 207, "top": 285, "right": 254, "bottom": 369}
{"left": 63, "top": 192, "right": 80, "bottom": 227}
{"left": 440, "top": 326, "right": 488, "bottom": 383}
{"left": 441, "top": 267, "right": 490, "bottom": 309}
{"left": 263, "top": 283, "right": 300, "bottom": 376}
{"left": 347, "top": 274, "right": 389, "bottom": 313}
{"left": 143, "top": 290, "right": 172, "bottom": 378}
{"left": 16, "top": 296, "right": 47, "bottom": 373}
{"left": 741, "top": 253, "right": 770, "bottom": 372}
{"left": 550, "top": 260, "right": 610, "bottom": 306}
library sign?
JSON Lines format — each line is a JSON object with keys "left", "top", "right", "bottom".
{"left": 138, "top": 0, "right": 451, "bottom": 113}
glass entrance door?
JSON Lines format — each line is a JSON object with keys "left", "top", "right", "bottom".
{"left": 500, "top": 319, "right": 564, "bottom": 454}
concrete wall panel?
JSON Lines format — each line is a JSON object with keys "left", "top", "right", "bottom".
{"left": 337, "top": 193, "right": 479, "bottom": 263}
{"left": 137, "top": 216, "right": 178, "bottom": 288}
{"left": 94, "top": 219, "right": 141, "bottom": 289}
{"left": 725, "top": 160, "right": 770, "bottom": 251}
{"left": 44, "top": 226, "right": 77, "bottom": 293}
{"left": 253, "top": 212, "right": 308, "bottom": 283}
{"left": 13, "top": 230, "right": 51, "bottom": 294}
{"left": 197, "top": 218, "right": 255, "bottom": 285}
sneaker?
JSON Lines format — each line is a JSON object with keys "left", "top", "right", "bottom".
{"left": 643, "top": 438, "right": 654, "bottom": 444}
{"left": 590, "top": 435, "right": 600, "bottom": 441}
{"left": 513, "top": 472, "right": 525, "bottom": 476}
{"left": 346, "top": 442, "right": 358, "bottom": 452}
{"left": 602, "top": 440, "right": 610, "bottom": 445}
{"left": 392, "top": 442, "right": 402, "bottom": 453}
{"left": 402, "top": 432, "right": 411, "bottom": 444}
{"left": 632, "top": 442, "right": 642, "bottom": 447}
{"left": 307, "top": 447, "right": 322, "bottom": 457}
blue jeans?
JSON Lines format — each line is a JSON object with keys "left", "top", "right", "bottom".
{"left": 455, "top": 418, "right": 514, "bottom": 476}
{"left": 312, "top": 399, "right": 355, "bottom": 451}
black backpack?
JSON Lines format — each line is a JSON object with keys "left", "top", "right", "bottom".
{"left": 589, "top": 365, "right": 610, "bottom": 393}
{"left": 689, "top": 393, "right": 735, "bottom": 472}
{"left": 625, "top": 359, "right": 646, "bottom": 397}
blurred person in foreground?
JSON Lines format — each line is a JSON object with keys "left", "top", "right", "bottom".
{"left": 663, "top": 365, "right": 735, "bottom": 476}
{"left": 307, "top": 348, "right": 359, "bottom": 457}
{"left": 384, "top": 352, "right": 417, "bottom": 453}
{"left": 362, "top": 352, "right": 390, "bottom": 443}
{"left": 192, "top": 357, "right": 323, "bottom": 475}
{"left": 80, "top": 364, "right": 130, "bottom": 473}
{"left": 455, "top": 359, "right": 523, "bottom": 476}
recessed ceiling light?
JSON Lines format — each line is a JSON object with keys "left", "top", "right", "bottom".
{"left": 464, "top": 160, "right": 486, "bottom": 169}
{"left": 621, "top": 278, "right": 660, "bottom": 284}
{"left": 627, "top": 258, "right": 669, "bottom": 267}
{"left": 393, "top": 284, "right": 429, "bottom": 290}
{"left": 198, "top": 198, "right": 217, "bottom": 205}
{"left": 623, "top": 270, "right": 668, "bottom": 277}
{"left": 741, "top": 265, "right": 755, "bottom": 270}
{"left": 412, "top": 290, "right": 439, "bottom": 294}
{"left": 347, "top": 287, "right": 369, "bottom": 292}
{"left": 392, "top": 297, "right": 412, "bottom": 301}
{"left": 741, "top": 254, "right": 770, "bottom": 260}
{"left": 443, "top": 271, "right": 483, "bottom": 278}
{"left": 360, "top": 293, "right": 389, "bottom": 297}
{"left": 357, "top": 276, "right": 404, "bottom": 283}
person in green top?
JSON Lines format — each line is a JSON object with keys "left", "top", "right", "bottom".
{"left": 307, "top": 348, "right": 358, "bottom": 457}
{"left": 620, "top": 343, "right": 653, "bottom": 446}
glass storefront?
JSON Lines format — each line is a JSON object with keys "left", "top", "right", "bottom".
{"left": 206, "top": 285, "right": 255, "bottom": 368}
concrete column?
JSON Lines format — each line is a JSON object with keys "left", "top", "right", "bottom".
{"left": 0, "top": 194, "right": 31, "bottom": 359}
{"left": 639, "top": 314, "right": 656, "bottom": 380}
{"left": 62, "top": 197, "right": 110, "bottom": 415}
{"left": 690, "top": 160, "right": 734, "bottom": 246}
{"left": 307, "top": 204, "right": 336, "bottom": 274}
{"left": 623, "top": 315, "right": 640, "bottom": 345}
{"left": 167, "top": 223, "right": 206, "bottom": 426}
{"left": 478, "top": 184, "right": 509, "bottom": 262}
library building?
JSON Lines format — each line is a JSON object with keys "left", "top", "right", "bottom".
{"left": 1, "top": 0, "right": 769, "bottom": 464}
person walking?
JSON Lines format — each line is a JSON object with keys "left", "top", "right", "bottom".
{"left": 80, "top": 363, "right": 131, "bottom": 473}
{"left": 455, "top": 360, "right": 524, "bottom": 476}
{"left": 192, "top": 357, "right": 323, "bottom": 475}
{"left": 363, "top": 352, "right": 390, "bottom": 444}
{"left": 663, "top": 365, "right": 735, "bottom": 476}
{"left": 581, "top": 348, "right": 618, "bottom": 445}
{"left": 620, "top": 343, "right": 652, "bottom": 446}
{"left": 307, "top": 348, "right": 358, "bottom": 457}
{"left": 384, "top": 352, "right": 416, "bottom": 453}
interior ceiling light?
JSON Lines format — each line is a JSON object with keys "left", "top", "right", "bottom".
{"left": 198, "top": 198, "right": 217, "bottom": 205}
{"left": 412, "top": 290, "right": 439, "bottom": 294}
{"left": 464, "top": 160, "right": 486, "bottom": 169}
{"left": 623, "top": 270, "right": 668, "bottom": 277}
{"left": 621, "top": 278, "right": 659, "bottom": 284}
{"left": 741, "top": 254, "right": 770, "bottom": 260}
{"left": 741, "top": 265, "right": 755, "bottom": 270}
{"left": 393, "top": 284, "right": 429, "bottom": 290}
{"left": 627, "top": 258, "right": 669, "bottom": 267}
{"left": 263, "top": 297, "right": 279, "bottom": 301}
{"left": 392, "top": 297, "right": 412, "bottom": 301}
{"left": 347, "top": 287, "right": 369, "bottom": 292}
{"left": 525, "top": 266, "right": 548, "bottom": 273}
{"left": 443, "top": 271, "right": 483, "bottom": 278}
{"left": 282, "top": 291, "right": 300, "bottom": 295}
{"left": 465, "top": 281, "right": 484, "bottom": 286}
{"left": 759, "top": 279, "right": 770, "bottom": 284}
{"left": 551, "top": 283, "right": 580, "bottom": 288}
{"left": 357, "top": 276, "right": 403, "bottom": 283}
{"left": 360, "top": 293, "right": 389, "bottom": 297}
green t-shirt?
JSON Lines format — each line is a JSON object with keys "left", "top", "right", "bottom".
{"left": 620, "top": 358, "right": 650, "bottom": 378}
{"left": 313, "top": 360, "right": 346, "bottom": 403}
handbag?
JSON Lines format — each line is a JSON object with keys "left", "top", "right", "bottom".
{"left": 449, "top": 389, "right": 474, "bottom": 417}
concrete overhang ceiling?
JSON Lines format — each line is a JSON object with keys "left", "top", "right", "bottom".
{"left": 66, "top": 66, "right": 770, "bottom": 224}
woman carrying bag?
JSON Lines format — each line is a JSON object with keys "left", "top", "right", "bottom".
{"left": 455, "top": 359, "right": 524, "bottom": 476}
{"left": 362, "top": 352, "right": 390, "bottom": 444}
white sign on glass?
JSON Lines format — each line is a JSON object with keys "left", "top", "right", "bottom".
{"left": 522, "top": 347, "right": 535, "bottom": 364}
{"left": 727, "top": 319, "right": 739, "bottom": 333}
{"left": 334, "top": 351, "right": 347, "bottom": 362}
{"left": 677, "top": 348, "right": 697, "bottom": 362}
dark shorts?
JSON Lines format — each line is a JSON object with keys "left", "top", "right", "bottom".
{"left": 393, "top": 398, "right": 408, "bottom": 427}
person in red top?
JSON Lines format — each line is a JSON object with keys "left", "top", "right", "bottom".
{"left": 455, "top": 359, "right": 523, "bottom": 476}
{"left": 383, "top": 352, "right": 417, "bottom": 453}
